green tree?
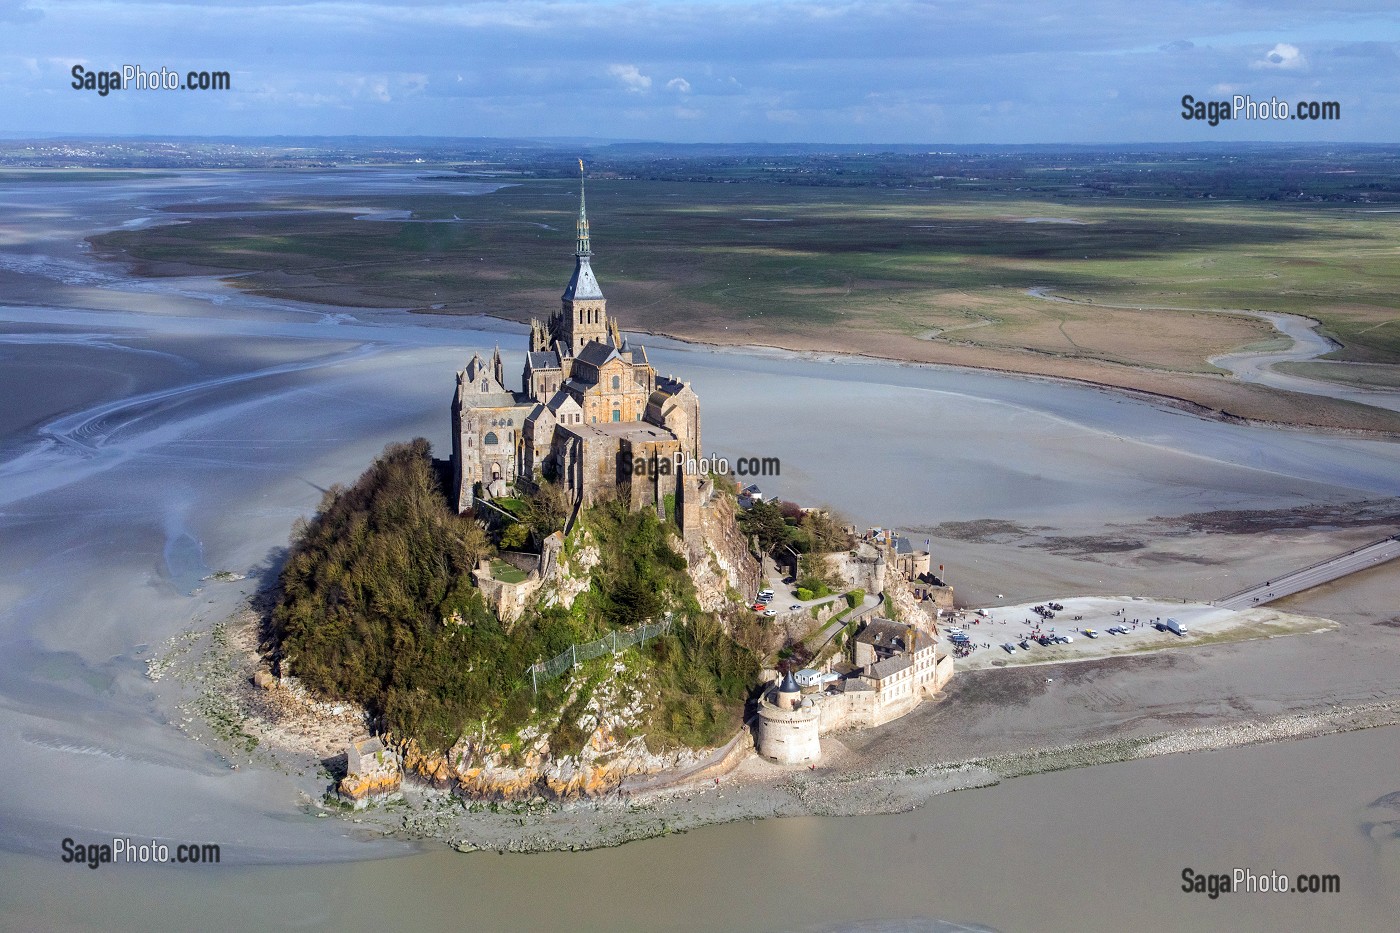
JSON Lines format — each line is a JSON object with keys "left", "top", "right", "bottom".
{"left": 521, "top": 479, "right": 573, "bottom": 540}
{"left": 499, "top": 523, "right": 529, "bottom": 550}
{"left": 736, "top": 499, "right": 789, "bottom": 554}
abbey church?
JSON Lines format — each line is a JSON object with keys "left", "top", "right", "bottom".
{"left": 452, "top": 169, "right": 702, "bottom": 514}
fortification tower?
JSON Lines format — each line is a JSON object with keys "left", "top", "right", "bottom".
{"left": 755, "top": 670, "right": 821, "bottom": 764}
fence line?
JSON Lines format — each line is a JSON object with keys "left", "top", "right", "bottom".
{"left": 529, "top": 617, "right": 673, "bottom": 693}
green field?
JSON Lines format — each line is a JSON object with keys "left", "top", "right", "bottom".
{"left": 96, "top": 179, "right": 1400, "bottom": 364}
{"left": 91, "top": 169, "right": 1400, "bottom": 431}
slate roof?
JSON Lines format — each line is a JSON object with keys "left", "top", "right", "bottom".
{"left": 528, "top": 351, "right": 561, "bottom": 370}
{"left": 575, "top": 341, "right": 620, "bottom": 367}
{"left": 870, "top": 654, "right": 913, "bottom": 681}
{"left": 562, "top": 255, "right": 604, "bottom": 301}
{"left": 459, "top": 390, "right": 522, "bottom": 409}
{"left": 854, "top": 618, "right": 910, "bottom": 653}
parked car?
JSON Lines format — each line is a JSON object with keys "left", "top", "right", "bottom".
{"left": 763, "top": 608, "right": 777, "bottom": 617}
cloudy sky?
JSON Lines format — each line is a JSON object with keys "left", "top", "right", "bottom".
{"left": 1, "top": 0, "right": 1396, "bottom": 142}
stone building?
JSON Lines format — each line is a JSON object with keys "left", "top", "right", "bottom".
{"left": 338, "top": 735, "right": 403, "bottom": 808}
{"left": 890, "top": 535, "right": 932, "bottom": 579}
{"left": 452, "top": 168, "right": 702, "bottom": 513}
{"left": 754, "top": 670, "right": 822, "bottom": 765}
{"left": 753, "top": 617, "right": 954, "bottom": 765}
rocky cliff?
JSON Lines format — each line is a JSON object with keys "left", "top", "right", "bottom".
{"left": 881, "top": 556, "right": 936, "bottom": 632}
{"left": 686, "top": 490, "right": 762, "bottom": 611}
{"left": 391, "top": 665, "right": 716, "bottom": 801}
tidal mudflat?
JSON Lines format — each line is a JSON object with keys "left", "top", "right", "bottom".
{"left": 0, "top": 170, "right": 1397, "bottom": 929}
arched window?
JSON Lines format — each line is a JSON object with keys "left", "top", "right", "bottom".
{"left": 612, "top": 375, "right": 620, "bottom": 390}
{"left": 484, "top": 431, "right": 498, "bottom": 445}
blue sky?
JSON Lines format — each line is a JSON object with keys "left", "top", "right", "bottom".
{"left": 1, "top": 0, "right": 1395, "bottom": 142}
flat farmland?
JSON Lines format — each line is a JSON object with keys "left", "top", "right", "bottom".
{"left": 93, "top": 178, "right": 1400, "bottom": 432}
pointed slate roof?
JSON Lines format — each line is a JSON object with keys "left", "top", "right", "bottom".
{"left": 563, "top": 165, "right": 604, "bottom": 301}
{"left": 563, "top": 255, "right": 604, "bottom": 301}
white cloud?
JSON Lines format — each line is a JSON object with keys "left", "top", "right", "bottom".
{"left": 607, "top": 63, "right": 651, "bottom": 92}
{"left": 666, "top": 77, "right": 690, "bottom": 94}
{"left": 1253, "top": 42, "right": 1306, "bottom": 70}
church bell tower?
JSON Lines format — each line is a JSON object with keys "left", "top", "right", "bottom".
{"left": 560, "top": 160, "right": 609, "bottom": 352}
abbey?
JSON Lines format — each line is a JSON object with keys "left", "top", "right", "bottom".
{"left": 452, "top": 170, "right": 702, "bottom": 514}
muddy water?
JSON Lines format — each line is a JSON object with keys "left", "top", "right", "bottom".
{"left": 2, "top": 726, "right": 1396, "bottom": 932}
{"left": 1, "top": 170, "right": 1397, "bottom": 929}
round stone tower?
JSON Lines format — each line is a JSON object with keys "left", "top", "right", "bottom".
{"left": 755, "top": 671, "right": 821, "bottom": 765}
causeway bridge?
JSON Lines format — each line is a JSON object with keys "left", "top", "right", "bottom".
{"left": 1215, "top": 534, "right": 1400, "bottom": 610}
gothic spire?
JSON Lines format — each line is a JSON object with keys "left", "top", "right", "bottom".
{"left": 562, "top": 158, "right": 604, "bottom": 303}
{"left": 575, "top": 158, "right": 591, "bottom": 258}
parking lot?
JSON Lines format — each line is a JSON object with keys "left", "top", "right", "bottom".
{"left": 945, "top": 595, "right": 1336, "bottom": 671}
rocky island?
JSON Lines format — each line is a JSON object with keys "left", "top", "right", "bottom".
{"left": 252, "top": 170, "right": 957, "bottom": 811}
